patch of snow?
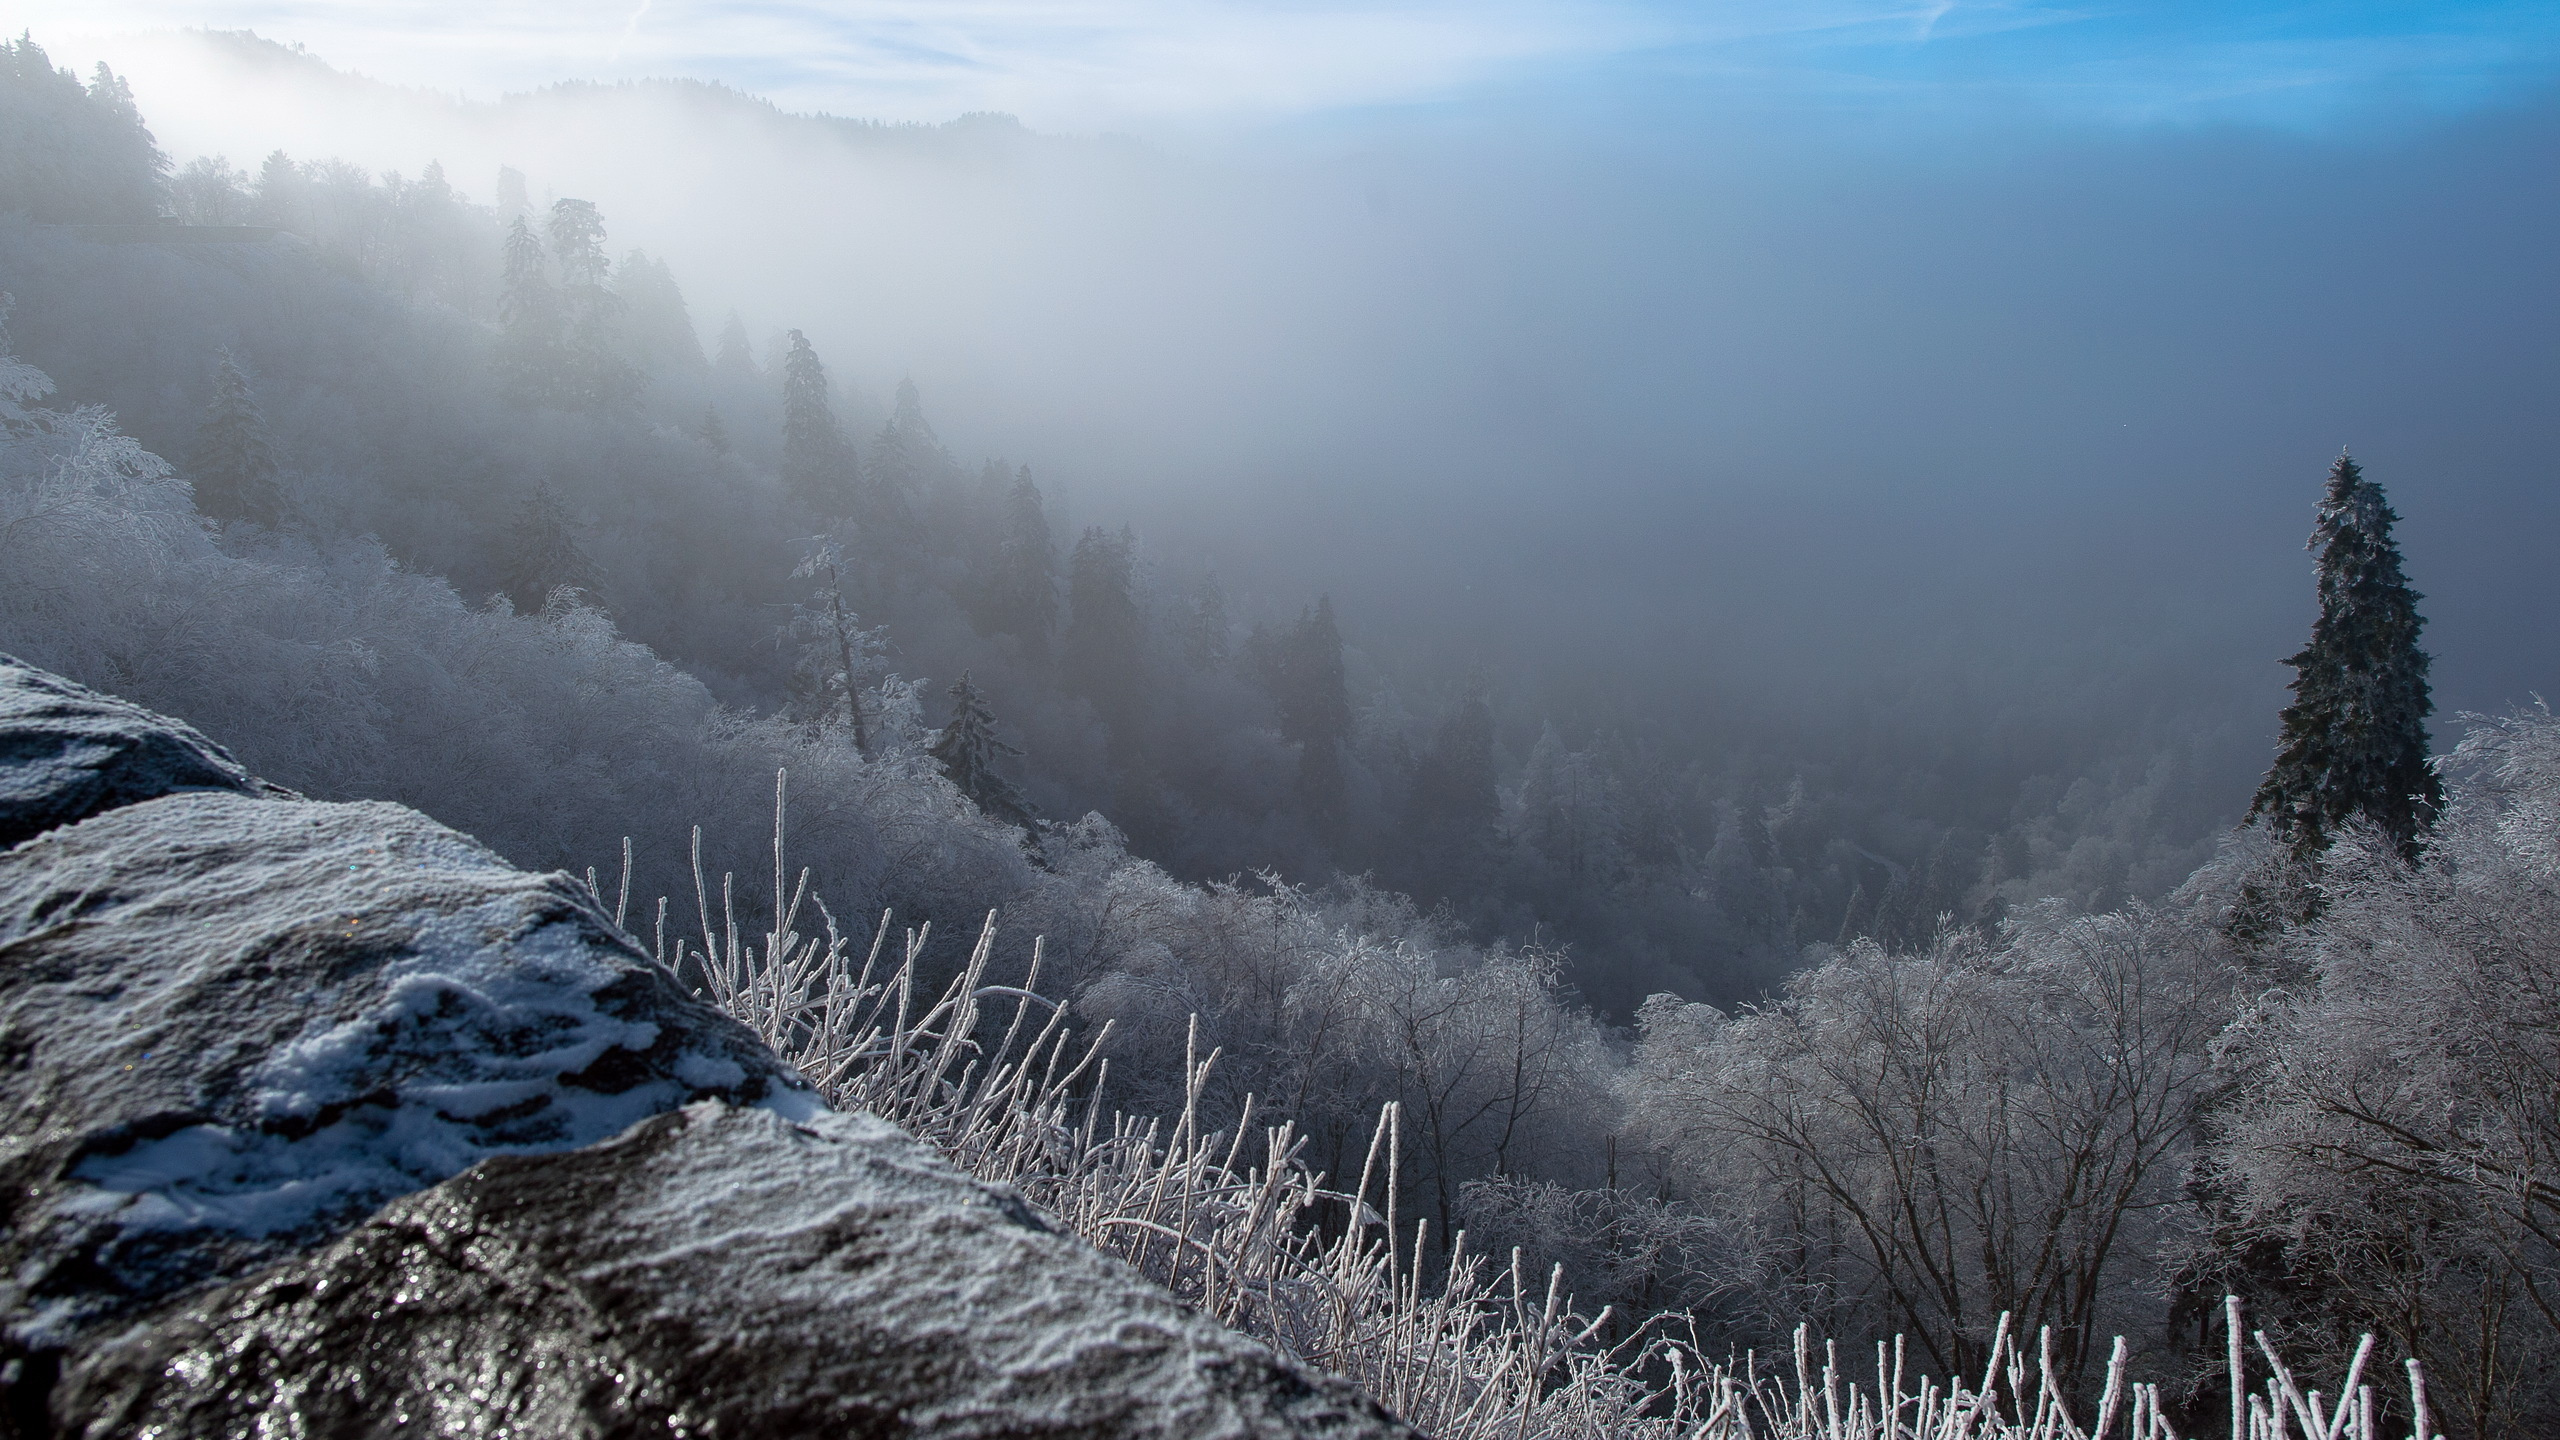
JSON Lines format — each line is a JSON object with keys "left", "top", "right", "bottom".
{"left": 69, "top": 897, "right": 742, "bottom": 1241}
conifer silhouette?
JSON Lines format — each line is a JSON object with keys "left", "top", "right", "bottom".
{"left": 931, "top": 673, "right": 1035, "bottom": 829}
{"left": 2249, "top": 452, "right": 2441, "bottom": 863}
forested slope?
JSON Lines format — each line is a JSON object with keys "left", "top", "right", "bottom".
{"left": 8, "top": 34, "right": 2553, "bottom": 1434}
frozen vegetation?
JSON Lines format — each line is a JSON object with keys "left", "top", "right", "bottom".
{"left": 4, "top": 31, "right": 2554, "bottom": 1437}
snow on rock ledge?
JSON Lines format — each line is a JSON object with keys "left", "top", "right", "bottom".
{"left": 0, "top": 791, "right": 817, "bottom": 1356}
{"left": 0, "top": 659, "right": 1410, "bottom": 1439}
{"left": 59, "top": 1103, "right": 1411, "bottom": 1439}
{"left": 0, "top": 653, "right": 288, "bottom": 850}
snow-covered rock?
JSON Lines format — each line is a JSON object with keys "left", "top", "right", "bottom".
{"left": 0, "top": 790, "right": 818, "bottom": 1358}
{"left": 0, "top": 660, "right": 1408, "bottom": 1438}
{"left": 58, "top": 1102, "right": 1409, "bottom": 1439}
{"left": 0, "top": 653, "right": 286, "bottom": 849}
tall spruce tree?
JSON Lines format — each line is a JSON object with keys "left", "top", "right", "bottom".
{"left": 987, "top": 466, "right": 1058, "bottom": 657}
{"left": 1180, "top": 573, "right": 1231, "bottom": 670}
{"left": 1064, "top": 526, "right": 1146, "bottom": 742}
{"left": 2249, "top": 452, "right": 2441, "bottom": 863}
{"left": 1252, "top": 596, "right": 1352, "bottom": 827}
{"left": 931, "top": 673, "right": 1035, "bottom": 829}
{"left": 712, "top": 311, "right": 759, "bottom": 379}
{"left": 780, "top": 329, "right": 853, "bottom": 517}
{"left": 543, "top": 199, "right": 637, "bottom": 409}
{"left": 494, "top": 215, "right": 563, "bottom": 403}
{"left": 191, "top": 349, "right": 287, "bottom": 529}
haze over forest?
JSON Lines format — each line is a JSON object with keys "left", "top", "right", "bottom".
{"left": 13, "top": 17, "right": 2557, "bottom": 1015}
{"left": 6, "top": 7, "right": 2560, "bottom": 1431}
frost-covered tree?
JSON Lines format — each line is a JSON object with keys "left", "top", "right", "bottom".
{"left": 190, "top": 349, "right": 287, "bottom": 529}
{"left": 788, "top": 537, "right": 884, "bottom": 757}
{"left": 781, "top": 329, "right": 854, "bottom": 517}
{"left": 2249, "top": 452, "right": 2440, "bottom": 864}
{"left": 496, "top": 482, "right": 601, "bottom": 612}
{"left": 1626, "top": 907, "right": 2232, "bottom": 1387}
{"left": 1512, "top": 724, "right": 1624, "bottom": 886}
{"left": 2205, "top": 710, "right": 2560, "bottom": 1438}
{"left": 931, "top": 673, "right": 1035, "bottom": 829}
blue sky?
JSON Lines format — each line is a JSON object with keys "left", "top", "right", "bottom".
{"left": 26, "top": 0, "right": 2560, "bottom": 133}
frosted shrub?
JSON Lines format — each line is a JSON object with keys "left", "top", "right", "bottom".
{"left": 1623, "top": 906, "right": 2233, "bottom": 1391}
{"left": 658, "top": 778, "right": 2419, "bottom": 1440}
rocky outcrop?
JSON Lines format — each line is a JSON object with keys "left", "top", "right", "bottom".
{"left": 0, "top": 654, "right": 286, "bottom": 849}
{"left": 58, "top": 1104, "right": 1398, "bottom": 1439}
{"left": 0, "top": 658, "right": 1410, "bottom": 1439}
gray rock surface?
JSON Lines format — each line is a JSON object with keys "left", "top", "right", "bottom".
{"left": 0, "top": 655, "right": 284, "bottom": 850}
{"left": 58, "top": 1103, "right": 1409, "bottom": 1439}
{"left": 0, "top": 660, "right": 1411, "bottom": 1438}
{"left": 0, "top": 791, "right": 818, "bottom": 1355}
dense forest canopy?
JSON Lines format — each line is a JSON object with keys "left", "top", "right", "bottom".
{"left": 5, "top": 19, "right": 2560, "bottom": 1435}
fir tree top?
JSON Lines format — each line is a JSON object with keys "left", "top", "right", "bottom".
{"left": 931, "top": 673, "right": 1035, "bottom": 829}
{"left": 2249, "top": 452, "right": 2441, "bottom": 862}
{"left": 781, "top": 329, "right": 852, "bottom": 515}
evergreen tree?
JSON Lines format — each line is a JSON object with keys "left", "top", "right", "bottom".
{"left": 871, "top": 376, "right": 943, "bottom": 494}
{"left": 1252, "top": 596, "right": 1353, "bottom": 825}
{"left": 1180, "top": 573, "right": 1231, "bottom": 670}
{"left": 1513, "top": 724, "right": 1626, "bottom": 886}
{"left": 2249, "top": 452, "right": 2441, "bottom": 863}
{"left": 249, "top": 150, "right": 315, "bottom": 233}
{"left": 987, "top": 466, "right": 1058, "bottom": 657}
{"left": 781, "top": 329, "right": 854, "bottom": 516}
{"left": 545, "top": 199, "right": 637, "bottom": 409}
{"left": 493, "top": 164, "right": 530, "bottom": 220}
{"left": 713, "top": 311, "right": 759, "bottom": 379}
{"left": 931, "top": 673, "right": 1035, "bottom": 828}
{"left": 190, "top": 349, "right": 287, "bottom": 529}
{"left": 616, "top": 249, "right": 704, "bottom": 372}
{"left": 496, "top": 482, "right": 602, "bottom": 612}
{"left": 1064, "top": 526, "right": 1146, "bottom": 738}
{"left": 494, "top": 214, "right": 563, "bottom": 402}
{"left": 858, "top": 375, "right": 932, "bottom": 539}
{"left": 1286, "top": 597, "right": 1352, "bottom": 823}
{"left": 696, "top": 405, "right": 730, "bottom": 456}
{"left": 1407, "top": 678, "right": 1499, "bottom": 877}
